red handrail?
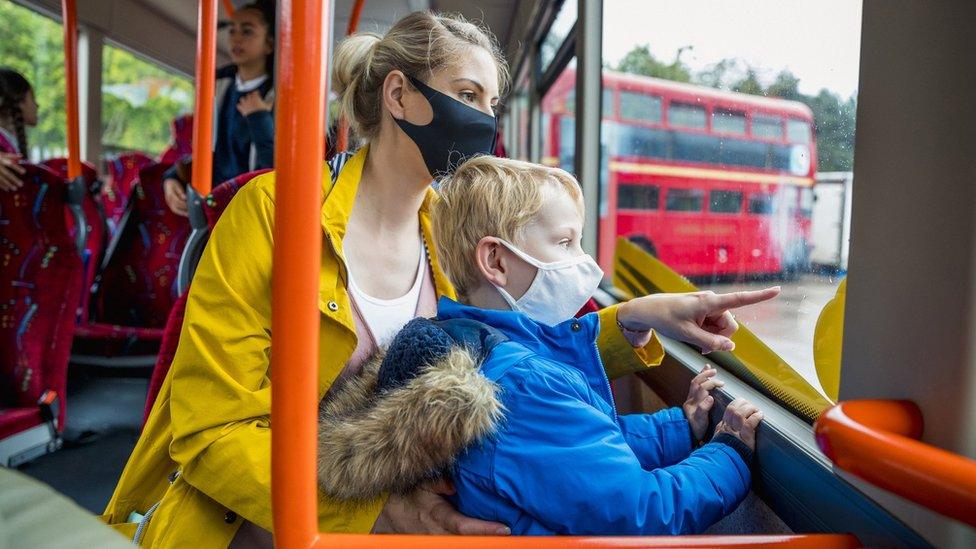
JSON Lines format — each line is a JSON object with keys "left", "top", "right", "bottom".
{"left": 190, "top": 0, "right": 218, "bottom": 197}
{"left": 815, "top": 399, "right": 976, "bottom": 528}
{"left": 335, "top": 0, "right": 365, "bottom": 153}
{"left": 271, "top": 0, "right": 329, "bottom": 546}
{"left": 61, "top": 0, "right": 81, "bottom": 179}
{"left": 270, "top": 2, "right": 859, "bottom": 548}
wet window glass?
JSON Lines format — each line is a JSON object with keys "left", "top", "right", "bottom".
{"left": 541, "top": 61, "right": 577, "bottom": 173}
{"left": 618, "top": 184, "right": 660, "bottom": 210}
{"left": 665, "top": 188, "right": 704, "bottom": 212}
{"left": 597, "top": 0, "right": 863, "bottom": 419}
{"left": 539, "top": 1, "right": 577, "bottom": 73}
{"left": 621, "top": 91, "right": 662, "bottom": 123}
{"left": 709, "top": 190, "right": 744, "bottom": 213}
{"left": 713, "top": 109, "right": 747, "bottom": 134}
{"left": 669, "top": 102, "right": 707, "bottom": 129}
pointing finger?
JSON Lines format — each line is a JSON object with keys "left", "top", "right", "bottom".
{"left": 708, "top": 287, "right": 781, "bottom": 311}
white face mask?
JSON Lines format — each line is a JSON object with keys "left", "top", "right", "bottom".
{"left": 492, "top": 238, "right": 604, "bottom": 326}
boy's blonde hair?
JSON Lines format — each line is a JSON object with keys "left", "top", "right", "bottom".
{"left": 431, "top": 156, "right": 584, "bottom": 300}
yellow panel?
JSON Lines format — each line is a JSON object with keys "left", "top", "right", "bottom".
{"left": 612, "top": 237, "right": 834, "bottom": 422}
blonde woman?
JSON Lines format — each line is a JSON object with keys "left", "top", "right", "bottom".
{"left": 104, "top": 11, "right": 776, "bottom": 546}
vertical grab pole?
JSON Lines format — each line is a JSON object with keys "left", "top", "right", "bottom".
{"left": 271, "top": 0, "right": 328, "bottom": 547}
{"left": 335, "top": 0, "right": 365, "bottom": 152}
{"left": 191, "top": 0, "right": 218, "bottom": 197}
{"left": 61, "top": 0, "right": 81, "bottom": 178}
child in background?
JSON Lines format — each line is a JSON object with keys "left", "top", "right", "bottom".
{"left": 317, "top": 156, "right": 771, "bottom": 536}
{"left": 162, "top": 0, "right": 275, "bottom": 216}
{"left": 0, "top": 68, "right": 38, "bottom": 191}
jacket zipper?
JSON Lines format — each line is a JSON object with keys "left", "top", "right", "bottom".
{"left": 592, "top": 339, "right": 619, "bottom": 422}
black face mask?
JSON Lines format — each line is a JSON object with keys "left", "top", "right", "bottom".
{"left": 394, "top": 75, "right": 497, "bottom": 178}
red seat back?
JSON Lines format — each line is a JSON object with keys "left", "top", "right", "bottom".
{"left": 41, "top": 158, "right": 106, "bottom": 325}
{"left": 92, "top": 163, "right": 189, "bottom": 328}
{"left": 103, "top": 152, "right": 154, "bottom": 235}
{"left": 159, "top": 114, "right": 193, "bottom": 165}
{"left": 0, "top": 164, "right": 82, "bottom": 429}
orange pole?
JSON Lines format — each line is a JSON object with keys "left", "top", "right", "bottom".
{"left": 190, "top": 0, "right": 218, "bottom": 197}
{"left": 221, "top": 0, "right": 236, "bottom": 17}
{"left": 271, "top": 0, "right": 328, "bottom": 547}
{"left": 815, "top": 399, "right": 976, "bottom": 528}
{"left": 61, "top": 0, "right": 81, "bottom": 179}
{"left": 335, "top": 0, "right": 365, "bottom": 152}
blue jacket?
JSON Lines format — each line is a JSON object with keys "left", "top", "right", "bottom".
{"left": 437, "top": 298, "right": 753, "bottom": 536}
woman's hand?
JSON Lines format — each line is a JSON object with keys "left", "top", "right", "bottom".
{"left": 163, "top": 177, "right": 189, "bottom": 217}
{"left": 372, "top": 478, "right": 510, "bottom": 535}
{"left": 683, "top": 364, "right": 723, "bottom": 442}
{"left": 237, "top": 91, "right": 273, "bottom": 116}
{"left": 0, "top": 152, "right": 25, "bottom": 191}
{"left": 617, "top": 287, "right": 781, "bottom": 354}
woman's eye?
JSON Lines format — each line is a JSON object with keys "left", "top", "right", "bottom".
{"left": 459, "top": 91, "right": 476, "bottom": 103}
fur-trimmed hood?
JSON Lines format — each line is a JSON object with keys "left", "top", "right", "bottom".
{"left": 317, "top": 318, "right": 507, "bottom": 502}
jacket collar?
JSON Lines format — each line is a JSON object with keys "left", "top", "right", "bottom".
{"left": 319, "top": 146, "right": 456, "bottom": 301}
{"left": 436, "top": 297, "right": 597, "bottom": 364}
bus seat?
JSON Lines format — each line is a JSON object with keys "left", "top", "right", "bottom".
{"left": 103, "top": 152, "right": 154, "bottom": 235}
{"left": 147, "top": 170, "right": 270, "bottom": 419}
{"left": 159, "top": 114, "right": 193, "bottom": 165}
{"left": 0, "top": 164, "right": 83, "bottom": 463}
{"left": 90, "top": 163, "right": 189, "bottom": 329}
{"left": 41, "top": 158, "right": 109, "bottom": 327}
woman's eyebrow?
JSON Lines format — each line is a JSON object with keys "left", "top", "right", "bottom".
{"left": 452, "top": 78, "right": 484, "bottom": 92}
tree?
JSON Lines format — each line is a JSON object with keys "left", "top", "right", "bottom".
{"left": 766, "top": 70, "right": 802, "bottom": 101}
{"left": 614, "top": 44, "right": 693, "bottom": 83}
{"left": 732, "top": 69, "right": 765, "bottom": 96}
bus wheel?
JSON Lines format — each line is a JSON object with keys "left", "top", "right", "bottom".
{"left": 629, "top": 235, "right": 658, "bottom": 257}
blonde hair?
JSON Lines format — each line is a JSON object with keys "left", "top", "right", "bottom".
{"left": 431, "top": 156, "right": 584, "bottom": 300}
{"left": 331, "top": 11, "right": 510, "bottom": 141}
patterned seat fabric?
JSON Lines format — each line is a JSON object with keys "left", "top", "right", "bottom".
{"left": 41, "top": 158, "right": 106, "bottom": 326}
{"left": 0, "top": 164, "right": 83, "bottom": 431}
{"left": 90, "top": 163, "right": 190, "bottom": 330}
{"left": 102, "top": 152, "right": 154, "bottom": 235}
{"left": 143, "top": 169, "right": 269, "bottom": 423}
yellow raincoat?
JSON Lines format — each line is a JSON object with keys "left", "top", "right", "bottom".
{"left": 102, "top": 147, "right": 665, "bottom": 547}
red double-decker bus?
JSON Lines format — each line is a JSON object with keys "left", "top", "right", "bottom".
{"left": 542, "top": 69, "right": 817, "bottom": 279}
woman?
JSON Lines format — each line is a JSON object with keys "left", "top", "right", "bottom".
{"left": 161, "top": 0, "right": 276, "bottom": 216}
{"left": 0, "top": 67, "right": 38, "bottom": 191}
{"left": 104, "top": 11, "right": 776, "bottom": 547}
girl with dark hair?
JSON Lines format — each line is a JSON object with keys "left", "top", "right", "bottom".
{"left": 162, "top": 0, "right": 276, "bottom": 216}
{"left": 0, "top": 68, "right": 38, "bottom": 191}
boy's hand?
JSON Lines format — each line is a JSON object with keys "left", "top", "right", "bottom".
{"left": 163, "top": 178, "right": 189, "bottom": 217}
{"left": 237, "top": 91, "right": 273, "bottom": 116}
{"left": 713, "top": 397, "right": 764, "bottom": 451}
{"left": 682, "top": 364, "right": 723, "bottom": 442}
{"left": 617, "top": 287, "right": 781, "bottom": 354}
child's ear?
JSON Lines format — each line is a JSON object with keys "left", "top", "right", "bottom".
{"left": 475, "top": 237, "right": 507, "bottom": 287}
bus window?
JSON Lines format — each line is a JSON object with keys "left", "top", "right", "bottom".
{"left": 748, "top": 193, "right": 774, "bottom": 215}
{"left": 618, "top": 184, "right": 660, "bottom": 210}
{"left": 598, "top": 0, "right": 862, "bottom": 418}
{"left": 0, "top": 1, "right": 65, "bottom": 160}
{"left": 668, "top": 102, "right": 707, "bottom": 129}
{"left": 788, "top": 118, "right": 812, "bottom": 144}
{"left": 710, "top": 190, "right": 744, "bottom": 214}
{"left": 752, "top": 115, "right": 784, "bottom": 139}
{"left": 620, "top": 91, "right": 662, "bottom": 123}
{"left": 101, "top": 44, "right": 193, "bottom": 157}
{"left": 539, "top": 0, "right": 577, "bottom": 73}
{"left": 665, "top": 188, "right": 704, "bottom": 212}
{"left": 712, "top": 109, "right": 747, "bottom": 135}
{"left": 541, "top": 61, "right": 576, "bottom": 169}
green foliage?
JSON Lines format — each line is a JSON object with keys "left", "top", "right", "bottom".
{"left": 101, "top": 45, "right": 193, "bottom": 155}
{"left": 0, "top": 1, "right": 67, "bottom": 158}
{"left": 613, "top": 44, "right": 858, "bottom": 171}
{"left": 0, "top": 0, "right": 192, "bottom": 159}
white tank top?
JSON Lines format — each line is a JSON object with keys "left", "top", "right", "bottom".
{"left": 347, "top": 239, "right": 428, "bottom": 347}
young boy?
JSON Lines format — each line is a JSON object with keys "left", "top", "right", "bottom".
{"left": 317, "top": 156, "right": 765, "bottom": 536}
